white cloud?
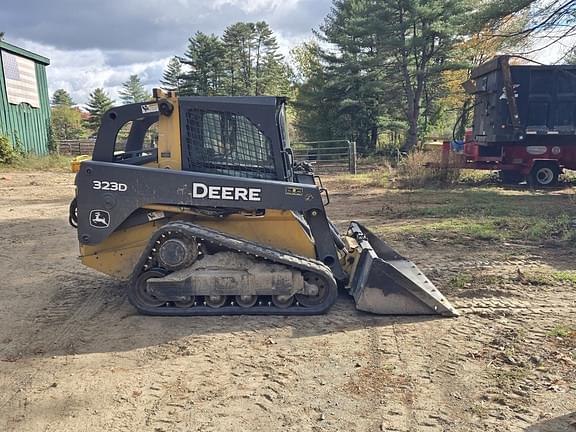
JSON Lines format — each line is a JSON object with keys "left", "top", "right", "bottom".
{"left": 211, "top": 0, "right": 300, "bottom": 14}
{"left": 20, "top": 30, "right": 308, "bottom": 106}
{"left": 2, "top": 0, "right": 331, "bottom": 105}
{"left": 14, "top": 39, "right": 171, "bottom": 105}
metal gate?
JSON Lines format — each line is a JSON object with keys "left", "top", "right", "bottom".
{"left": 291, "top": 140, "right": 357, "bottom": 174}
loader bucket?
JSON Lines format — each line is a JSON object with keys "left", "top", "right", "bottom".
{"left": 347, "top": 222, "right": 458, "bottom": 317}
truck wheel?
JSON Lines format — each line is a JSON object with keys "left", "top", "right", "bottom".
{"left": 529, "top": 162, "right": 560, "bottom": 187}
{"left": 499, "top": 170, "right": 524, "bottom": 185}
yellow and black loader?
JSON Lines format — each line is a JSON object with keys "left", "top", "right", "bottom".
{"left": 70, "top": 90, "right": 457, "bottom": 317}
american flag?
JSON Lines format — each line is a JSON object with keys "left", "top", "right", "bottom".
{"left": 1, "top": 50, "right": 40, "bottom": 108}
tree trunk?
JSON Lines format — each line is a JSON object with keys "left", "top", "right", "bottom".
{"left": 404, "top": 116, "right": 418, "bottom": 153}
{"left": 369, "top": 126, "right": 378, "bottom": 152}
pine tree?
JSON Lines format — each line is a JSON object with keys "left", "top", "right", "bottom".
{"left": 222, "top": 23, "right": 256, "bottom": 95}
{"left": 85, "top": 88, "right": 114, "bottom": 134}
{"left": 118, "top": 74, "right": 149, "bottom": 103}
{"left": 178, "top": 22, "right": 291, "bottom": 97}
{"left": 299, "top": 0, "right": 473, "bottom": 152}
{"left": 51, "top": 89, "right": 74, "bottom": 107}
{"left": 220, "top": 21, "right": 288, "bottom": 96}
{"left": 160, "top": 57, "right": 184, "bottom": 92}
{"left": 254, "top": 21, "right": 284, "bottom": 95}
{"left": 180, "top": 32, "right": 226, "bottom": 96}
{"left": 292, "top": 41, "right": 346, "bottom": 143}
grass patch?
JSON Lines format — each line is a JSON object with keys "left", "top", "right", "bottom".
{"left": 517, "top": 272, "right": 554, "bottom": 286}
{"left": 519, "top": 215, "right": 576, "bottom": 242}
{"left": 517, "top": 270, "right": 576, "bottom": 287}
{"left": 362, "top": 187, "right": 576, "bottom": 246}
{"left": 458, "top": 170, "right": 499, "bottom": 186}
{"left": 374, "top": 218, "right": 500, "bottom": 241}
{"left": 374, "top": 214, "right": 576, "bottom": 245}
{"left": 467, "top": 403, "right": 488, "bottom": 418}
{"left": 338, "top": 169, "right": 390, "bottom": 187}
{"left": 492, "top": 367, "right": 529, "bottom": 390}
{"left": 0, "top": 154, "right": 72, "bottom": 172}
{"left": 547, "top": 325, "right": 574, "bottom": 338}
{"left": 553, "top": 271, "right": 576, "bottom": 284}
{"left": 327, "top": 168, "right": 391, "bottom": 190}
{"left": 447, "top": 272, "right": 502, "bottom": 291}
{"left": 385, "top": 188, "right": 576, "bottom": 219}
{"left": 448, "top": 273, "right": 474, "bottom": 289}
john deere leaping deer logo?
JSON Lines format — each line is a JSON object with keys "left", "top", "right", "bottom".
{"left": 89, "top": 210, "right": 110, "bottom": 228}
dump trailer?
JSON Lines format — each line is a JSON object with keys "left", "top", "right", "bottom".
{"left": 69, "top": 90, "right": 457, "bottom": 317}
{"left": 439, "top": 56, "right": 576, "bottom": 186}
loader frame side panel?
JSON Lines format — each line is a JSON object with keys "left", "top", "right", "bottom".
{"left": 75, "top": 161, "right": 345, "bottom": 280}
{"left": 80, "top": 209, "right": 316, "bottom": 280}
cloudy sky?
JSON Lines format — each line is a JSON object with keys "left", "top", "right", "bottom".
{"left": 2, "top": 0, "right": 570, "bottom": 107}
{"left": 2, "top": 0, "right": 332, "bottom": 106}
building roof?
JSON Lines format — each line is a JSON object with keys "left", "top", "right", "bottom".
{"left": 0, "top": 40, "right": 50, "bottom": 65}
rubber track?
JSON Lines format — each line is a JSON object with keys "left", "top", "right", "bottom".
{"left": 127, "top": 221, "right": 339, "bottom": 316}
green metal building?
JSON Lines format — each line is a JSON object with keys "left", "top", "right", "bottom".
{"left": 0, "top": 41, "right": 50, "bottom": 154}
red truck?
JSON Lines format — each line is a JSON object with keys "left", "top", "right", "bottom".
{"left": 439, "top": 56, "right": 576, "bottom": 186}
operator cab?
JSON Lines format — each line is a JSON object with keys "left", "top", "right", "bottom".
{"left": 92, "top": 91, "right": 294, "bottom": 182}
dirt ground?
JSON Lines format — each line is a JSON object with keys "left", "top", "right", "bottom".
{"left": 0, "top": 170, "right": 574, "bottom": 432}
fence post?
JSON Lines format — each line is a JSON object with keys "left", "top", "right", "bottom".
{"left": 348, "top": 141, "right": 357, "bottom": 174}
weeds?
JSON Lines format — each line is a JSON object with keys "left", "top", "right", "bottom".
{"left": 447, "top": 272, "right": 501, "bottom": 290}
{"left": 561, "top": 170, "right": 576, "bottom": 185}
{"left": 365, "top": 187, "right": 576, "bottom": 246}
{"left": 374, "top": 214, "right": 576, "bottom": 245}
{"left": 467, "top": 403, "right": 488, "bottom": 418}
{"left": 547, "top": 325, "right": 573, "bottom": 338}
{"left": 458, "top": 170, "right": 498, "bottom": 186}
{"left": 0, "top": 154, "right": 72, "bottom": 172}
{"left": 517, "top": 272, "right": 553, "bottom": 286}
{"left": 395, "top": 150, "right": 461, "bottom": 188}
{"left": 552, "top": 271, "right": 576, "bottom": 284}
{"left": 492, "top": 367, "right": 529, "bottom": 389}
{"left": 448, "top": 273, "right": 473, "bottom": 289}
{"left": 0, "top": 133, "right": 72, "bottom": 172}
{"left": 516, "top": 270, "right": 576, "bottom": 287}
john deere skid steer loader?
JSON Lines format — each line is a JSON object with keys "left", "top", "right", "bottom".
{"left": 69, "top": 90, "right": 457, "bottom": 317}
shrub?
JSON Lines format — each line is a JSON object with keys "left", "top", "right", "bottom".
{"left": 0, "top": 134, "right": 18, "bottom": 164}
{"left": 395, "top": 149, "right": 460, "bottom": 188}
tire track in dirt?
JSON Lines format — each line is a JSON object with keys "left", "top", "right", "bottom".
{"left": 361, "top": 275, "right": 576, "bottom": 432}
{"left": 0, "top": 273, "right": 126, "bottom": 420}
{"left": 418, "top": 298, "right": 573, "bottom": 431}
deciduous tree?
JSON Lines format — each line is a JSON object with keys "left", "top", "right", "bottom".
{"left": 51, "top": 106, "right": 86, "bottom": 140}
